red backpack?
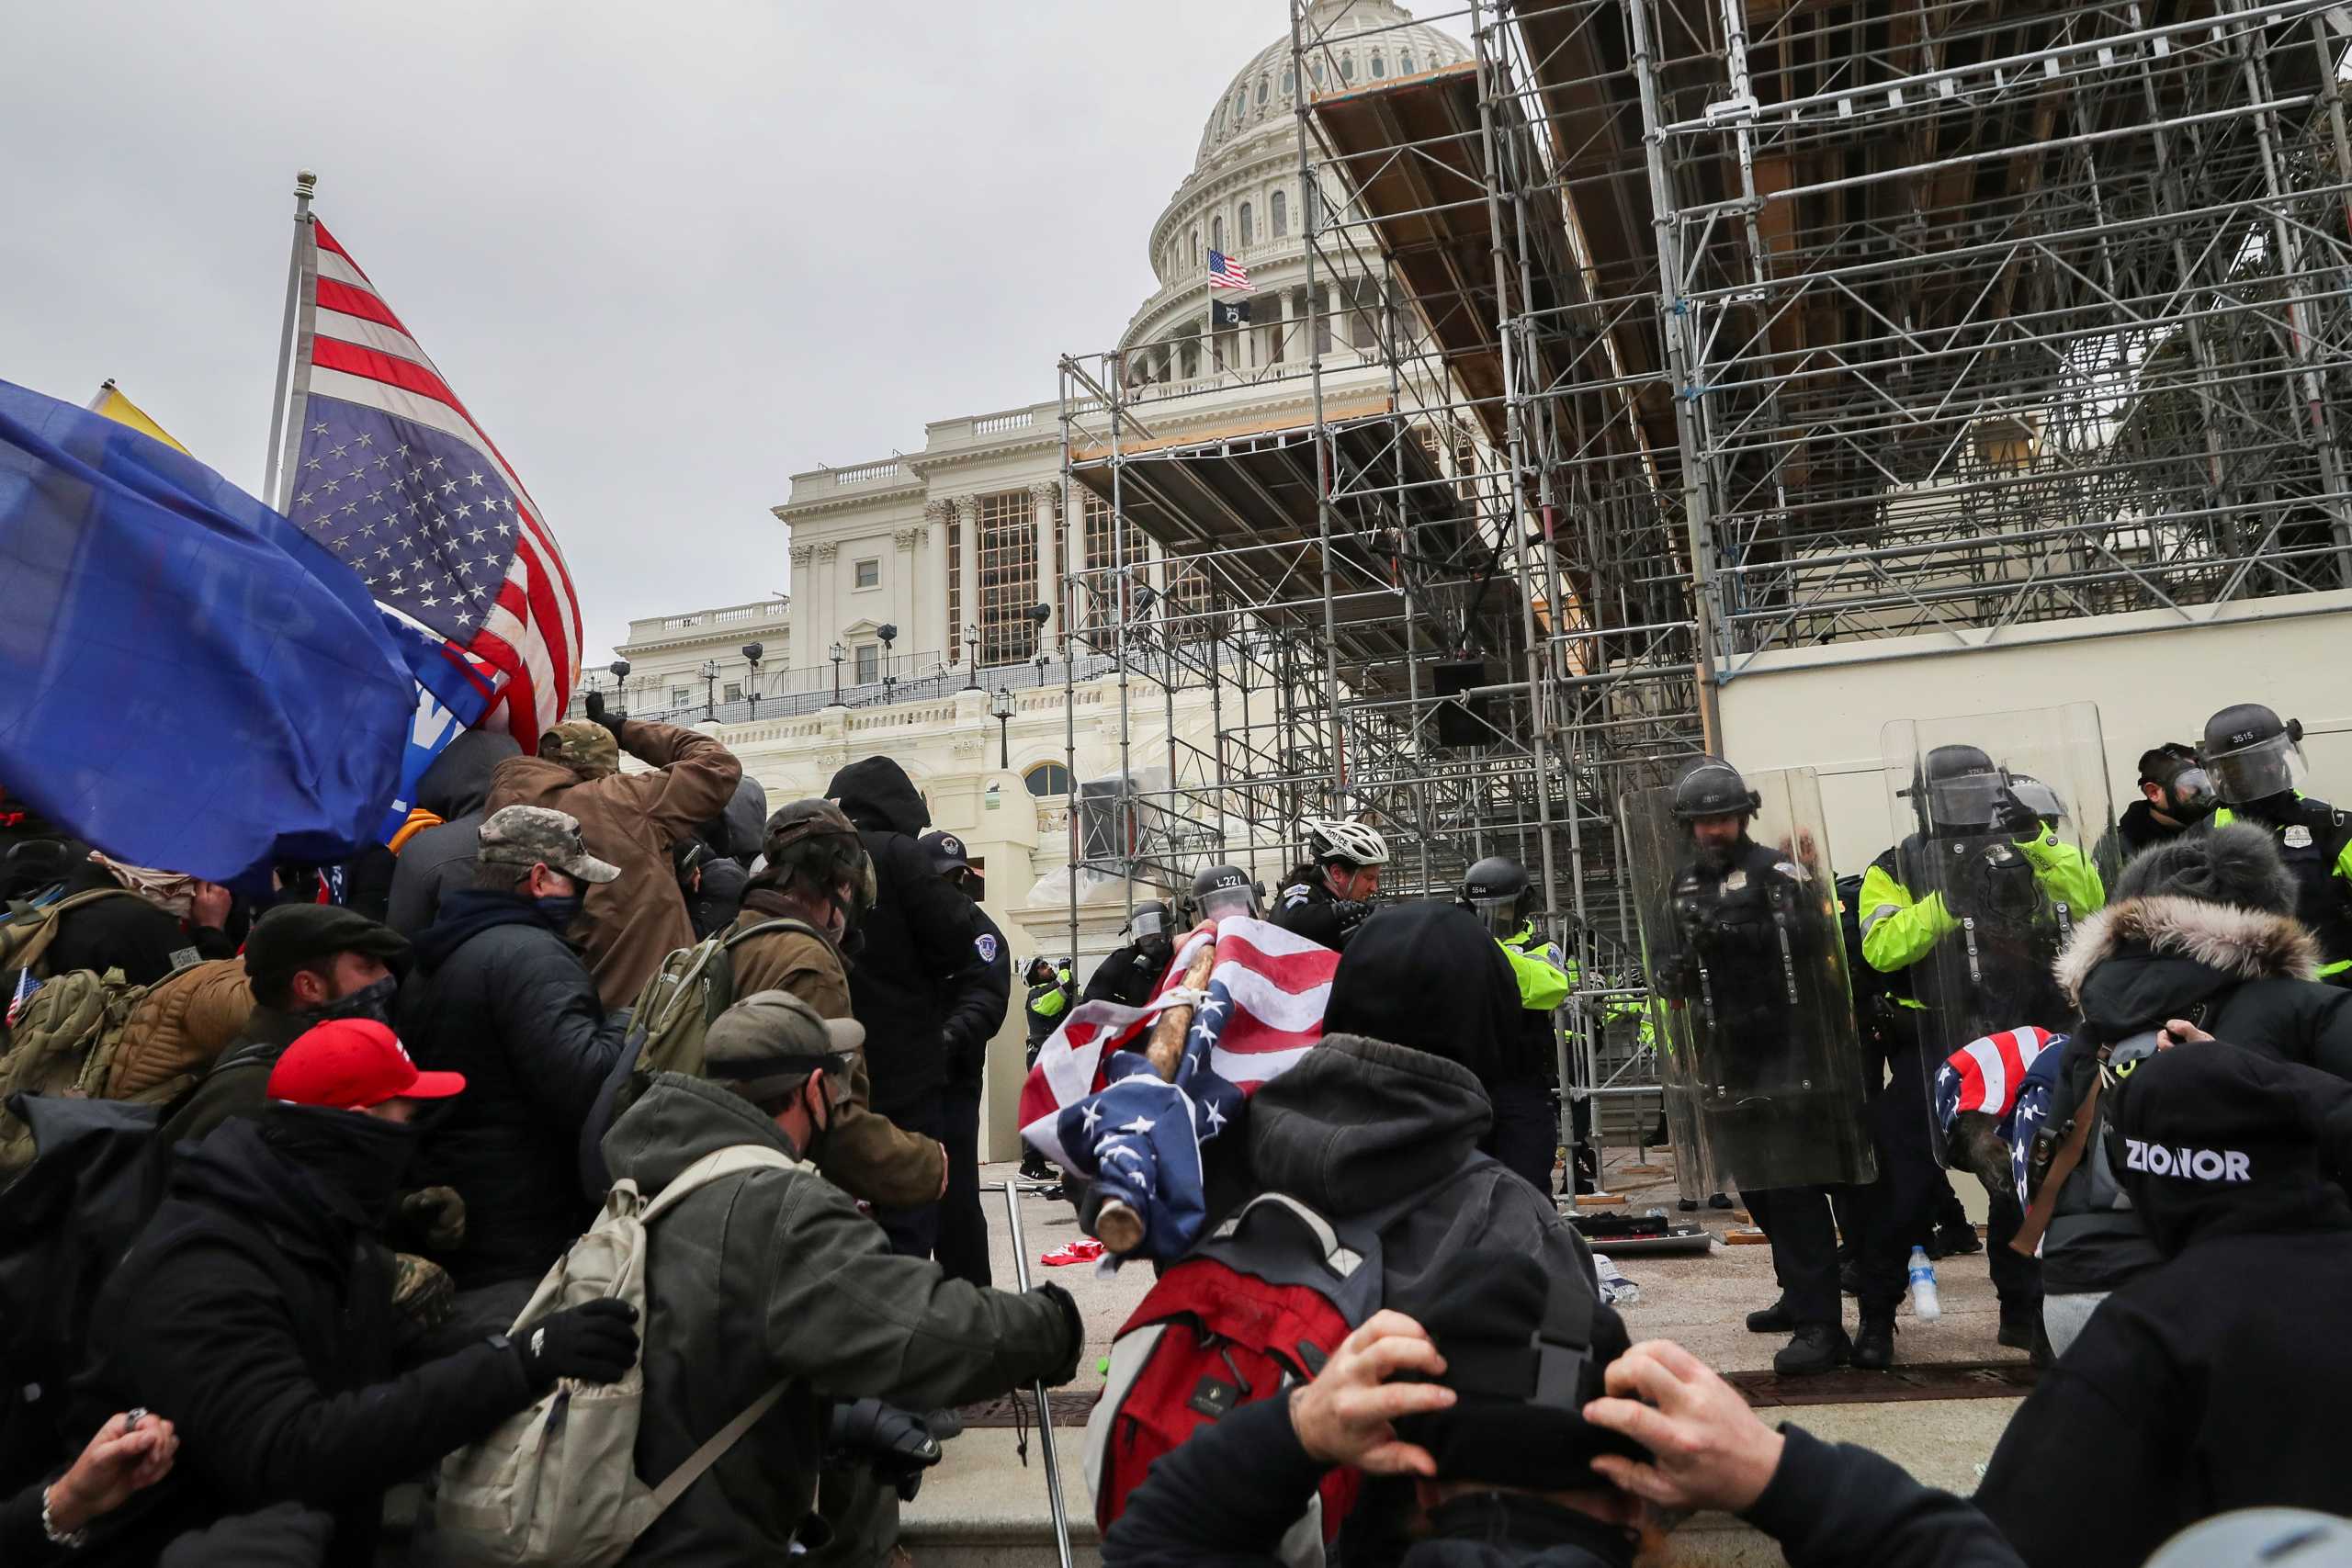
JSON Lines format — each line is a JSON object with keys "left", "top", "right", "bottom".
{"left": 1082, "top": 1164, "right": 1490, "bottom": 1562}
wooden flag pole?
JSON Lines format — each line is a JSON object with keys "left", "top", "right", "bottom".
{"left": 1093, "top": 933, "right": 1218, "bottom": 1256}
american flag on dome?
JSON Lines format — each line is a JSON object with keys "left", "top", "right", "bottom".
{"left": 1017, "top": 914, "right": 1338, "bottom": 1260}
{"left": 1206, "top": 249, "right": 1251, "bottom": 292}
{"left": 278, "top": 218, "right": 580, "bottom": 750}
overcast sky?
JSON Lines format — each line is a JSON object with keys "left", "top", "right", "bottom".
{"left": 2, "top": 3, "right": 1467, "bottom": 667}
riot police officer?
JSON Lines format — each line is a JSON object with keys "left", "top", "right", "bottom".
{"left": 1083, "top": 900, "right": 1176, "bottom": 1009}
{"left": 2202, "top": 703, "right": 2352, "bottom": 986}
{"left": 1852, "top": 741, "right": 2100, "bottom": 1368}
{"left": 1459, "top": 857, "right": 1575, "bottom": 1196}
{"left": 1269, "top": 819, "right": 1388, "bottom": 951}
{"left": 1646, "top": 759, "right": 1866, "bottom": 1376}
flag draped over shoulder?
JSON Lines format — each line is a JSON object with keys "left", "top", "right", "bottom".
{"left": 0, "top": 378, "right": 415, "bottom": 880}
{"left": 1018, "top": 914, "right": 1339, "bottom": 1260}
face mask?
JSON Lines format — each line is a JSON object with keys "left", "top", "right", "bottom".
{"left": 314, "top": 973, "right": 399, "bottom": 1025}
{"left": 536, "top": 895, "right": 585, "bottom": 933}
{"left": 259, "top": 1102, "right": 421, "bottom": 1230}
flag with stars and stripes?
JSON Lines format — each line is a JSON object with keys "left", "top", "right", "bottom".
{"left": 1017, "top": 915, "right": 1339, "bottom": 1260}
{"left": 1935, "top": 1025, "right": 2060, "bottom": 1131}
{"left": 278, "top": 217, "right": 580, "bottom": 759}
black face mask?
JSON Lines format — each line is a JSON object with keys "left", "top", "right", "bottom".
{"left": 258, "top": 1102, "right": 421, "bottom": 1230}
{"left": 313, "top": 973, "right": 399, "bottom": 1026}
{"left": 535, "top": 895, "right": 585, "bottom": 933}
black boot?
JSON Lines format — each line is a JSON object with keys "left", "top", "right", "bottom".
{"left": 1746, "top": 1297, "right": 1794, "bottom": 1335}
{"left": 1997, "top": 1307, "right": 2039, "bottom": 1352}
{"left": 1677, "top": 1197, "right": 1699, "bottom": 1213}
{"left": 1708, "top": 1192, "right": 1734, "bottom": 1210}
{"left": 1853, "top": 1312, "right": 1896, "bottom": 1371}
{"left": 1774, "top": 1323, "right": 1851, "bottom": 1377}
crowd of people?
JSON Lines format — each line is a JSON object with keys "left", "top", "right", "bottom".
{"left": 0, "top": 690, "right": 2346, "bottom": 1566}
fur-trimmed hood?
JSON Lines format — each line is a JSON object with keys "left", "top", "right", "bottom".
{"left": 2057, "top": 894, "right": 2321, "bottom": 1013}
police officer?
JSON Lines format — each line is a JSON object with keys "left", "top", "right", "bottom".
{"left": 1022, "top": 956, "right": 1072, "bottom": 1059}
{"left": 1459, "top": 857, "right": 1574, "bottom": 1197}
{"left": 1082, "top": 901, "right": 1176, "bottom": 1009}
{"left": 916, "top": 829, "right": 1012, "bottom": 1287}
{"left": 1852, "top": 742, "right": 2100, "bottom": 1368}
{"left": 1648, "top": 760, "right": 1854, "bottom": 1375}
{"left": 2202, "top": 703, "right": 2352, "bottom": 986}
{"left": 1269, "top": 819, "right": 1388, "bottom": 951}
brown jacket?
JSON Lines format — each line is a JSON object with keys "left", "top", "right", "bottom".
{"left": 728, "top": 892, "right": 945, "bottom": 1208}
{"left": 486, "top": 719, "right": 741, "bottom": 1009}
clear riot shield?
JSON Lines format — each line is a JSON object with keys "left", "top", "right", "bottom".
{"left": 1878, "top": 703, "right": 2113, "bottom": 1148}
{"left": 1644, "top": 990, "right": 1716, "bottom": 1203}
{"left": 1622, "top": 768, "right": 1879, "bottom": 1192}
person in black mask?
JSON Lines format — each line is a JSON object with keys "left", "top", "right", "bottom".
{"left": 159, "top": 904, "right": 412, "bottom": 1147}
{"left": 394, "top": 806, "right": 630, "bottom": 1340}
{"left": 1977, "top": 1042, "right": 2352, "bottom": 1563}
{"left": 1083, "top": 902, "right": 1176, "bottom": 1010}
{"left": 85, "top": 1018, "right": 638, "bottom": 1564}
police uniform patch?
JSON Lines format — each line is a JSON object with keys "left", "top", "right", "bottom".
{"left": 2285, "top": 825, "right": 2314, "bottom": 849}
{"left": 1774, "top": 860, "right": 1810, "bottom": 883}
{"left": 1724, "top": 871, "right": 1748, "bottom": 892}
{"left": 976, "top": 933, "right": 1000, "bottom": 964}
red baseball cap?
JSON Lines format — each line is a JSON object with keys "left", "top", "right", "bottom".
{"left": 266, "top": 1019, "right": 466, "bottom": 1111}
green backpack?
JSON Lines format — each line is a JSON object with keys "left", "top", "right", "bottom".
{"left": 625, "top": 918, "right": 824, "bottom": 1081}
{"left": 0, "top": 968, "right": 149, "bottom": 1179}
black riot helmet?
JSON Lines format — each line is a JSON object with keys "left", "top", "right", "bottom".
{"left": 1670, "top": 757, "right": 1761, "bottom": 821}
{"left": 1909, "top": 743, "right": 2003, "bottom": 835}
{"left": 1193, "top": 863, "right": 1260, "bottom": 923}
{"left": 1127, "top": 899, "right": 1174, "bottom": 943}
{"left": 1459, "top": 855, "right": 1533, "bottom": 936}
{"left": 2201, "top": 703, "right": 2305, "bottom": 807}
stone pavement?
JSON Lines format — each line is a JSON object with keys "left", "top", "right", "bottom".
{"left": 909, "top": 1152, "right": 2034, "bottom": 1566}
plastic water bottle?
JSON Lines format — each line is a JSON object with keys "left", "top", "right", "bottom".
{"left": 1907, "top": 1246, "right": 1941, "bottom": 1321}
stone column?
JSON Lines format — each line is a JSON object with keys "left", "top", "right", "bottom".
{"left": 892, "top": 526, "right": 922, "bottom": 657}
{"left": 1029, "top": 481, "right": 1059, "bottom": 649}
{"left": 1063, "top": 481, "right": 1088, "bottom": 637}
{"left": 922, "top": 498, "right": 952, "bottom": 663}
{"left": 954, "top": 495, "right": 981, "bottom": 667}
{"left": 788, "top": 543, "right": 815, "bottom": 673}
{"left": 813, "top": 541, "right": 839, "bottom": 670}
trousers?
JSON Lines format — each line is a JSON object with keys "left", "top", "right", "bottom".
{"left": 874, "top": 1090, "right": 944, "bottom": 1265}
{"left": 1743, "top": 1184, "right": 1842, "bottom": 1326}
{"left": 934, "top": 1077, "right": 990, "bottom": 1287}
{"left": 1485, "top": 1076, "right": 1558, "bottom": 1196}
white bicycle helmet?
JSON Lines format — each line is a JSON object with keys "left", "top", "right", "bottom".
{"left": 1303, "top": 817, "right": 1391, "bottom": 868}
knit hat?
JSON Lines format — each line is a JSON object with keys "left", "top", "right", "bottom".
{"left": 2113, "top": 822, "right": 2298, "bottom": 916}
{"left": 2105, "top": 1042, "right": 2352, "bottom": 1255}
{"left": 243, "top": 904, "right": 411, "bottom": 996}
{"left": 703, "top": 990, "right": 865, "bottom": 1107}
{"left": 1391, "top": 1248, "right": 1643, "bottom": 1490}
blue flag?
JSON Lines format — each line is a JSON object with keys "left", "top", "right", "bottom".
{"left": 0, "top": 378, "right": 415, "bottom": 881}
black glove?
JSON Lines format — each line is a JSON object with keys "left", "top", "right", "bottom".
{"left": 514, "top": 1298, "right": 639, "bottom": 1387}
{"left": 1333, "top": 898, "right": 1374, "bottom": 937}
{"left": 582, "top": 689, "right": 628, "bottom": 747}
{"left": 828, "top": 1399, "right": 948, "bottom": 1501}
{"left": 1034, "top": 1280, "right": 1085, "bottom": 1387}
{"left": 1993, "top": 788, "right": 2042, "bottom": 840}
{"left": 395, "top": 1185, "right": 467, "bottom": 1252}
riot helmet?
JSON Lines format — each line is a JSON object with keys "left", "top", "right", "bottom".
{"left": 1669, "top": 757, "right": 1761, "bottom": 821}
{"left": 2006, "top": 773, "right": 2066, "bottom": 828}
{"left": 761, "top": 799, "right": 877, "bottom": 933}
{"left": 1459, "top": 855, "right": 1532, "bottom": 937}
{"left": 1127, "top": 899, "right": 1173, "bottom": 946}
{"left": 1193, "top": 863, "right": 1260, "bottom": 923}
{"left": 2201, "top": 704, "right": 2305, "bottom": 807}
{"left": 1909, "top": 744, "right": 2004, "bottom": 834}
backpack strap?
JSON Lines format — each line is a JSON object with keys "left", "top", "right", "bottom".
{"left": 2011, "top": 1074, "right": 2102, "bottom": 1258}
{"left": 647, "top": 1378, "right": 790, "bottom": 1513}
{"left": 0, "top": 888, "right": 146, "bottom": 978}
{"left": 723, "top": 918, "right": 826, "bottom": 951}
{"left": 639, "top": 1142, "right": 808, "bottom": 1225}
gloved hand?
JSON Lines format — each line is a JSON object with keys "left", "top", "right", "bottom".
{"left": 396, "top": 1185, "right": 467, "bottom": 1251}
{"left": 828, "top": 1399, "right": 947, "bottom": 1501}
{"left": 582, "top": 689, "right": 628, "bottom": 747}
{"left": 514, "top": 1298, "right": 639, "bottom": 1387}
{"left": 1034, "top": 1280, "right": 1086, "bottom": 1387}
{"left": 1993, "top": 788, "right": 2042, "bottom": 840}
{"left": 1333, "top": 898, "right": 1375, "bottom": 937}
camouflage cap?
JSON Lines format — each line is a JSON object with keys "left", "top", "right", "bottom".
{"left": 705, "top": 989, "right": 864, "bottom": 1107}
{"left": 541, "top": 720, "right": 620, "bottom": 779}
{"left": 477, "top": 805, "right": 621, "bottom": 884}
{"left": 763, "top": 797, "right": 859, "bottom": 863}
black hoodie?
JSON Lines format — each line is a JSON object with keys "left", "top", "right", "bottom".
{"left": 1976, "top": 1045, "right": 2352, "bottom": 1565}
{"left": 1324, "top": 901, "right": 1521, "bottom": 1092}
{"left": 825, "top": 758, "right": 1001, "bottom": 1115}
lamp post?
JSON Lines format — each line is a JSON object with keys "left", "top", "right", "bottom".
{"left": 963, "top": 626, "right": 981, "bottom": 691}
{"left": 877, "top": 625, "right": 898, "bottom": 705}
{"left": 607, "top": 660, "right": 630, "bottom": 718}
{"left": 1035, "top": 649, "right": 1050, "bottom": 689}
{"left": 828, "top": 641, "right": 846, "bottom": 705}
{"left": 699, "top": 659, "right": 718, "bottom": 718}
{"left": 741, "top": 642, "right": 764, "bottom": 720}
{"left": 991, "top": 686, "right": 1016, "bottom": 771}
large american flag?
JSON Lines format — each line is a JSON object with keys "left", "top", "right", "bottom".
{"left": 280, "top": 218, "right": 580, "bottom": 745}
{"left": 1018, "top": 915, "right": 1338, "bottom": 1260}
{"left": 1206, "top": 249, "right": 1251, "bottom": 292}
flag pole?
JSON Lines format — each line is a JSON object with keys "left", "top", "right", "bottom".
{"left": 262, "top": 169, "right": 319, "bottom": 512}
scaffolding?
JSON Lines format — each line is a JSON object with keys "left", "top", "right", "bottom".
{"left": 1056, "top": 0, "right": 2352, "bottom": 1166}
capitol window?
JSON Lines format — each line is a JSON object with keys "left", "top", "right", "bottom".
{"left": 855, "top": 644, "right": 879, "bottom": 683}
{"left": 1310, "top": 58, "right": 1324, "bottom": 85}
{"left": 1212, "top": 214, "right": 1225, "bottom": 254}
{"left": 1023, "top": 761, "right": 1072, "bottom": 797}
{"left": 1282, "top": 66, "right": 1295, "bottom": 94}
{"left": 1272, "top": 188, "right": 1288, "bottom": 237}
{"left": 854, "top": 557, "right": 879, "bottom": 589}
{"left": 1238, "top": 201, "right": 1253, "bottom": 247}
{"left": 671, "top": 686, "right": 690, "bottom": 709}
{"left": 1370, "top": 51, "right": 1385, "bottom": 77}
{"left": 1340, "top": 53, "right": 1354, "bottom": 82}
{"left": 1233, "top": 87, "right": 1247, "bottom": 121}
{"left": 723, "top": 682, "right": 742, "bottom": 704}
{"left": 1399, "top": 50, "right": 1414, "bottom": 73}
{"left": 1257, "top": 75, "right": 1269, "bottom": 107}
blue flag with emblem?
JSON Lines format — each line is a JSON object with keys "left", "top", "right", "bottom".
{"left": 0, "top": 378, "right": 415, "bottom": 881}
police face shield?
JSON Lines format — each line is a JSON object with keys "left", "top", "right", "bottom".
{"left": 1197, "top": 878, "right": 1258, "bottom": 924}
{"left": 1131, "top": 907, "right": 1168, "bottom": 942}
{"left": 1618, "top": 766, "right": 1876, "bottom": 1192}
{"left": 2204, "top": 730, "right": 2302, "bottom": 806}
{"left": 1468, "top": 895, "right": 1519, "bottom": 938}
{"left": 1919, "top": 770, "right": 2005, "bottom": 835}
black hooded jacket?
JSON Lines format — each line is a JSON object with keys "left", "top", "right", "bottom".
{"left": 395, "top": 890, "right": 628, "bottom": 1288}
{"left": 85, "top": 1111, "right": 534, "bottom": 1563}
{"left": 1323, "top": 901, "right": 1521, "bottom": 1089}
{"left": 384, "top": 732, "right": 519, "bottom": 939}
{"left": 825, "top": 759, "right": 1000, "bottom": 1115}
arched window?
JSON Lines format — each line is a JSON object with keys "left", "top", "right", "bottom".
{"left": 1238, "top": 201, "right": 1254, "bottom": 247}
{"left": 1190, "top": 224, "right": 1200, "bottom": 261}
{"left": 1370, "top": 51, "right": 1385, "bottom": 76}
{"left": 1282, "top": 66, "right": 1295, "bottom": 94}
{"left": 1257, "top": 75, "right": 1270, "bottom": 107}
{"left": 1340, "top": 53, "right": 1355, "bottom": 81}
{"left": 1211, "top": 214, "right": 1225, "bottom": 254}
{"left": 1024, "top": 761, "right": 1072, "bottom": 797}
{"left": 1399, "top": 50, "right": 1415, "bottom": 74}
{"left": 1272, "top": 188, "right": 1289, "bottom": 238}
{"left": 1234, "top": 87, "right": 1247, "bottom": 121}
{"left": 1310, "top": 58, "right": 1325, "bottom": 85}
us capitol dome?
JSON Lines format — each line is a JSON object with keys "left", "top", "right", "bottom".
{"left": 1121, "top": 0, "right": 1470, "bottom": 383}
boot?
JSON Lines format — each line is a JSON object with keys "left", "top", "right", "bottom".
{"left": 1997, "top": 1307, "right": 2039, "bottom": 1352}
{"left": 1773, "top": 1323, "right": 1851, "bottom": 1377}
{"left": 1746, "top": 1297, "right": 1794, "bottom": 1335}
{"left": 1853, "top": 1312, "right": 1897, "bottom": 1371}
{"left": 1708, "top": 1191, "right": 1734, "bottom": 1210}
{"left": 1677, "top": 1197, "right": 1700, "bottom": 1213}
